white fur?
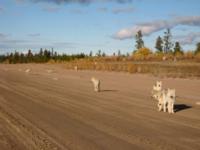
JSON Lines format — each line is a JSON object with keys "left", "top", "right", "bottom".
{"left": 25, "top": 68, "right": 30, "bottom": 73}
{"left": 153, "top": 81, "right": 162, "bottom": 91}
{"left": 152, "top": 81, "right": 162, "bottom": 99}
{"left": 74, "top": 66, "right": 78, "bottom": 71}
{"left": 155, "top": 89, "right": 176, "bottom": 114}
{"left": 164, "top": 89, "right": 176, "bottom": 114}
{"left": 46, "top": 69, "right": 53, "bottom": 73}
{"left": 91, "top": 77, "right": 100, "bottom": 92}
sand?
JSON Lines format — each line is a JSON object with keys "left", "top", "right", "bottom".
{"left": 0, "top": 64, "right": 199, "bottom": 150}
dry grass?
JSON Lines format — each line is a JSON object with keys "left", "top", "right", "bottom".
{"left": 44, "top": 52, "right": 200, "bottom": 79}
{"left": 61, "top": 58, "right": 200, "bottom": 79}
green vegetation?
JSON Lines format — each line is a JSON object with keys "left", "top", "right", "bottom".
{"left": 0, "top": 48, "right": 86, "bottom": 64}
{"left": 0, "top": 28, "right": 200, "bottom": 64}
{"left": 135, "top": 30, "right": 144, "bottom": 50}
{"left": 155, "top": 36, "right": 163, "bottom": 53}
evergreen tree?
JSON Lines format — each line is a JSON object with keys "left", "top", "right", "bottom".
{"left": 39, "top": 48, "right": 43, "bottom": 56}
{"left": 126, "top": 52, "right": 130, "bottom": 57}
{"left": 96, "top": 50, "right": 101, "bottom": 57}
{"left": 174, "top": 41, "right": 183, "bottom": 55}
{"left": 195, "top": 42, "right": 200, "bottom": 55}
{"left": 155, "top": 36, "right": 163, "bottom": 52}
{"left": 135, "top": 30, "right": 144, "bottom": 50}
{"left": 20, "top": 53, "right": 25, "bottom": 63}
{"left": 102, "top": 52, "right": 106, "bottom": 57}
{"left": 163, "top": 28, "right": 173, "bottom": 53}
{"left": 118, "top": 50, "right": 121, "bottom": 56}
{"left": 89, "top": 51, "right": 93, "bottom": 57}
{"left": 27, "top": 49, "right": 33, "bottom": 62}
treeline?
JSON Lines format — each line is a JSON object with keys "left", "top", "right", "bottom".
{"left": 135, "top": 28, "right": 186, "bottom": 55}
{"left": 0, "top": 48, "right": 87, "bottom": 64}
{"left": 1, "top": 28, "right": 200, "bottom": 64}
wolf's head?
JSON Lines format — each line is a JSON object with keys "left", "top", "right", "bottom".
{"left": 153, "top": 81, "right": 162, "bottom": 91}
{"left": 153, "top": 91, "right": 162, "bottom": 101}
{"left": 91, "top": 77, "right": 95, "bottom": 83}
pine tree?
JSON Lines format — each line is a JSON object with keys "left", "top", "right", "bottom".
{"left": 135, "top": 30, "right": 144, "bottom": 50}
{"left": 102, "top": 52, "right": 106, "bottom": 57}
{"left": 163, "top": 28, "right": 173, "bottom": 53}
{"left": 174, "top": 41, "right": 183, "bottom": 55}
{"left": 13, "top": 51, "right": 20, "bottom": 63}
{"left": 27, "top": 49, "right": 33, "bottom": 62}
{"left": 96, "top": 50, "right": 101, "bottom": 57}
{"left": 118, "top": 50, "right": 121, "bottom": 56}
{"left": 155, "top": 36, "right": 163, "bottom": 52}
{"left": 89, "top": 51, "right": 93, "bottom": 57}
{"left": 195, "top": 42, "right": 200, "bottom": 55}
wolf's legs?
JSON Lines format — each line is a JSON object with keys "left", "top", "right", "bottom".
{"left": 158, "top": 103, "right": 162, "bottom": 111}
{"left": 171, "top": 102, "right": 174, "bottom": 113}
{"left": 163, "top": 102, "right": 167, "bottom": 112}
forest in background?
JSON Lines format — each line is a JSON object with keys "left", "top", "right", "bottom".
{"left": 1, "top": 29, "right": 200, "bottom": 64}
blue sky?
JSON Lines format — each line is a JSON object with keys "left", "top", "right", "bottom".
{"left": 0, "top": 0, "right": 200, "bottom": 55}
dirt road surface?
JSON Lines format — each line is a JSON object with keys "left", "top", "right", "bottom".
{"left": 0, "top": 64, "right": 200, "bottom": 150}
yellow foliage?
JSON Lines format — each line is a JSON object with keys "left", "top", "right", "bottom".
{"left": 48, "top": 59, "right": 56, "bottom": 64}
{"left": 132, "top": 47, "right": 152, "bottom": 60}
{"left": 136, "top": 47, "right": 152, "bottom": 56}
{"left": 184, "top": 51, "right": 194, "bottom": 59}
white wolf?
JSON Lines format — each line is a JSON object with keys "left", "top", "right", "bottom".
{"left": 74, "top": 66, "right": 78, "bottom": 71}
{"left": 25, "top": 68, "right": 31, "bottom": 73}
{"left": 155, "top": 88, "right": 176, "bottom": 114}
{"left": 163, "top": 88, "right": 176, "bottom": 114}
{"left": 151, "top": 81, "right": 162, "bottom": 99}
{"left": 91, "top": 77, "right": 100, "bottom": 92}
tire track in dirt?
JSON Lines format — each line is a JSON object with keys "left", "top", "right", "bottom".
{"left": 0, "top": 96, "right": 67, "bottom": 150}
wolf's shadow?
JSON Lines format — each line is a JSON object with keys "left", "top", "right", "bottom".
{"left": 101, "top": 90, "right": 118, "bottom": 92}
{"left": 174, "top": 104, "right": 192, "bottom": 112}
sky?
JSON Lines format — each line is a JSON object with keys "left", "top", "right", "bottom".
{"left": 0, "top": 0, "right": 200, "bottom": 55}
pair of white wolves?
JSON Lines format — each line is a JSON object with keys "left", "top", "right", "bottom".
{"left": 152, "top": 81, "right": 176, "bottom": 114}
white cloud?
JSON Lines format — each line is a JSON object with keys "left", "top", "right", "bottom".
{"left": 0, "top": 33, "right": 8, "bottom": 39}
{"left": 175, "top": 32, "right": 200, "bottom": 45}
{"left": 42, "top": 6, "right": 60, "bottom": 12}
{"left": 0, "top": 33, "right": 77, "bottom": 50}
{"left": 112, "top": 7, "right": 135, "bottom": 14}
{"left": 97, "top": 7, "right": 108, "bottom": 13}
{"left": 113, "top": 16, "right": 200, "bottom": 40}
{"left": 0, "top": 6, "right": 4, "bottom": 13}
{"left": 28, "top": 33, "right": 41, "bottom": 37}
{"left": 24, "top": 0, "right": 133, "bottom": 4}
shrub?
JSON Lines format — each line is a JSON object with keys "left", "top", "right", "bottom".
{"left": 184, "top": 51, "right": 194, "bottom": 59}
{"left": 132, "top": 47, "right": 152, "bottom": 60}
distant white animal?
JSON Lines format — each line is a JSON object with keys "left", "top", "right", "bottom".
{"left": 74, "top": 66, "right": 78, "bottom": 71}
{"left": 46, "top": 69, "right": 53, "bottom": 73}
{"left": 53, "top": 77, "right": 58, "bottom": 81}
{"left": 155, "top": 88, "right": 176, "bottom": 114}
{"left": 162, "top": 56, "right": 167, "bottom": 61}
{"left": 25, "top": 68, "right": 30, "bottom": 73}
{"left": 91, "top": 77, "right": 100, "bottom": 92}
